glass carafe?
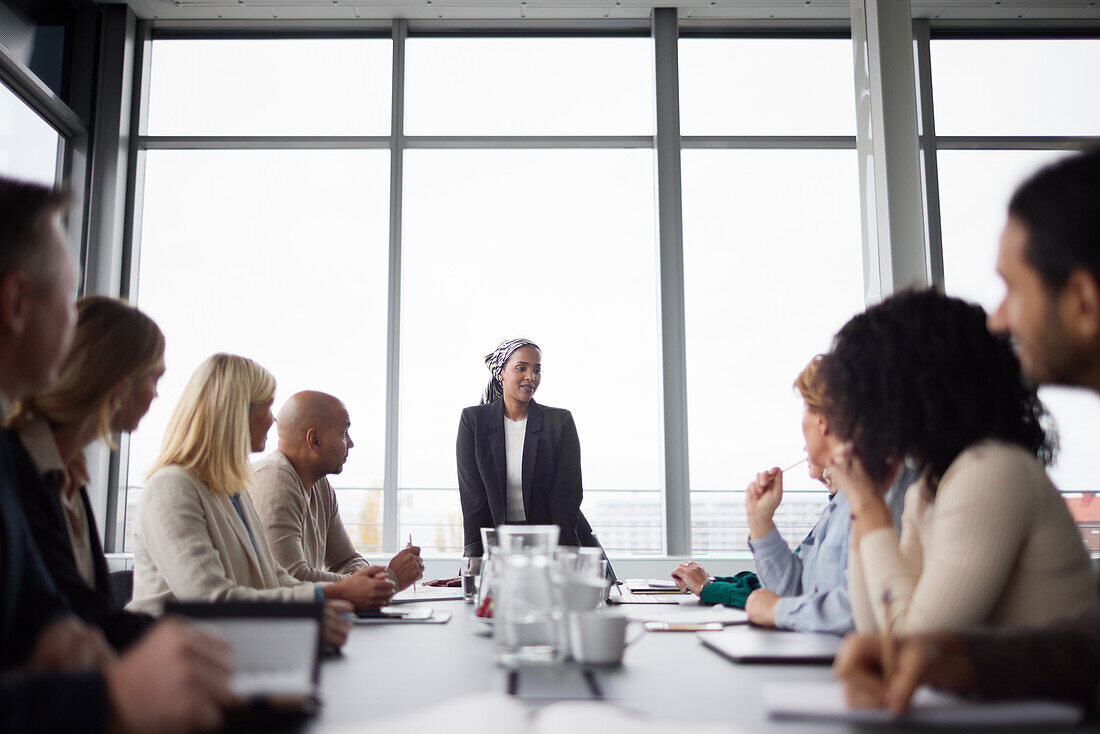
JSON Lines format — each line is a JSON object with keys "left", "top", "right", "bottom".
{"left": 493, "top": 525, "right": 561, "bottom": 666}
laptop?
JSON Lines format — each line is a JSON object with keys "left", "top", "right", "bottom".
{"left": 166, "top": 601, "right": 323, "bottom": 715}
{"left": 697, "top": 626, "right": 842, "bottom": 665}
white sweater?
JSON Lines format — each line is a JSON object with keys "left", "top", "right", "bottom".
{"left": 850, "top": 440, "right": 1095, "bottom": 634}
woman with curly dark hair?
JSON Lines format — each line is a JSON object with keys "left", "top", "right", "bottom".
{"left": 821, "top": 289, "right": 1094, "bottom": 635}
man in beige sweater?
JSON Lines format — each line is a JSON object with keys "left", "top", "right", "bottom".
{"left": 835, "top": 150, "right": 1100, "bottom": 713}
{"left": 251, "top": 391, "right": 423, "bottom": 590}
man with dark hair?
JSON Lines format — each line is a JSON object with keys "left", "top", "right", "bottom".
{"left": 0, "top": 176, "right": 235, "bottom": 733}
{"left": 834, "top": 149, "right": 1100, "bottom": 714}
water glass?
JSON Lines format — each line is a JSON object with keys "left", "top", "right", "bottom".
{"left": 460, "top": 556, "right": 482, "bottom": 604}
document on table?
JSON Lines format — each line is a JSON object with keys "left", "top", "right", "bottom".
{"left": 625, "top": 578, "right": 679, "bottom": 591}
{"left": 762, "top": 682, "right": 1084, "bottom": 727}
{"left": 618, "top": 605, "right": 748, "bottom": 625}
{"left": 319, "top": 692, "right": 745, "bottom": 734}
{"left": 624, "top": 578, "right": 682, "bottom": 593}
{"left": 352, "top": 608, "right": 452, "bottom": 625}
{"left": 388, "top": 585, "right": 465, "bottom": 603}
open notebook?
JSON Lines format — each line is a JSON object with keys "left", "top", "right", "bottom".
{"left": 763, "top": 682, "right": 1084, "bottom": 727}
{"left": 167, "top": 601, "right": 322, "bottom": 711}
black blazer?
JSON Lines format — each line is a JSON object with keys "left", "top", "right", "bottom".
{"left": 0, "top": 429, "right": 108, "bottom": 730}
{"left": 8, "top": 430, "right": 153, "bottom": 650}
{"left": 0, "top": 430, "right": 69, "bottom": 667}
{"left": 457, "top": 399, "right": 592, "bottom": 557}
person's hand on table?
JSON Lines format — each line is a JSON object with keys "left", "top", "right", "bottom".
{"left": 106, "top": 619, "right": 235, "bottom": 734}
{"left": 745, "top": 467, "right": 784, "bottom": 540}
{"left": 388, "top": 545, "right": 424, "bottom": 590}
{"left": 833, "top": 632, "right": 976, "bottom": 716}
{"left": 322, "top": 600, "right": 353, "bottom": 649}
{"left": 422, "top": 577, "right": 462, "bottom": 588}
{"left": 745, "top": 588, "right": 780, "bottom": 627}
{"left": 24, "top": 616, "right": 115, "bottom": 673}
{"left": 671, "top": 561, "right": 710, "bottom": 595}
{"left": 325, "top": 565, "right": 395, "bottom": 611}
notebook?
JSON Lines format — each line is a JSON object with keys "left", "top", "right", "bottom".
{"left": 166, "top": 601, "right": 322, "bottom": 711}
{"left": 763, "top": 682, "right": 1084, "bottom": 727}
{"left": 697, "top": 626, "right": 842, "bottom": 664}
{"left": 352, "top": 608, "right": 452, "bottom": 624}
{"left": 389, "top": 585, "right": 465, "bottom": 603}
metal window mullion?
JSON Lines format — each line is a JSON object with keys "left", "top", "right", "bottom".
{"left": 382, "top": 19, "right": 407, "bottom": 555}
{"left": 403, "top": 135, "right": 652, "bottom": 148}
{"left": 136, "top": 135, "right": 392, "bottom": 150}
{"left": 681, "top": 135, "right": 856, "bottom": 149}
{"left": 652, "top": 8, "right": 691, "bottom": 557}
{"left": 106, "top": 20, "right": 153, "bottom": 554}
{"left": 914, "top": 19, "right": 944, "bottom": 290}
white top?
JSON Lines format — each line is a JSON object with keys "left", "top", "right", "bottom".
{"left": 504, "top": 417, "right": 527, "bottom": 522}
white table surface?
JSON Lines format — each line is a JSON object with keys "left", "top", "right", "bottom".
{"left": 307, "top": 599, "right": 1087, "bottom": 734}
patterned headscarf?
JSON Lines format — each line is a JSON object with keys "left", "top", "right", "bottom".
{"left": 481, "top": 338, "right": 540, "bottom": 405}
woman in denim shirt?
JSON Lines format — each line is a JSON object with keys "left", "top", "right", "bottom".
{"left": 672, "top": 355, "right": 913, "bottom": 634}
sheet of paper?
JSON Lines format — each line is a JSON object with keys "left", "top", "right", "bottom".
{"left": 618, "top": 606, "right": 748, "bottom": 625}
{"left": 352, "top": 610, "right": 451, "bottom": 625}
{"left": 624, "top": 578, "right": 678, "bottom": 592}
{"left": 763, "top": 682, "right": 1084, "bottom": 727}
{"left": 389, "top": 585, "right": 465, "bottom": 603}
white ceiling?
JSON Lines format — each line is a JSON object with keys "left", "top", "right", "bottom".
{"left": 100, "top": 0, "right": 1100, "bottom": 22}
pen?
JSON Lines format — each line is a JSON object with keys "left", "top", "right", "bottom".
{"left": 408, "top": 533, "right": 415, "bottom": 593}
{"left": 881, "top": 590, "right": 896, "bottom": 686}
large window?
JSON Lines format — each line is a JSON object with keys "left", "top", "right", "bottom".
{"left": 400, "top": 37, "right": 661, "bottom": 554}
{"left": 124, "top": 38, "right": 394, "bottom": 552}
{"left": 679, "top": 38, "right": 863, "bottom": 555}
{"left": 929, "top": 38, "right": 1100, "bottom": 552}
{"left": 127, "top": 33, "right": 666, "bottom": 556}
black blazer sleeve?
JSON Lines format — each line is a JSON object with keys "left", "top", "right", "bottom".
{"left": 0, "top": 671, "right": 107, "bottom": 734}
{"left": 546, "top": 411, "right": 583, "bottom": 547}
{"left": 9, "top": 435, "right": 153, "bottom": 651}
{"left": 457, "top": 408, "right": 492, "bottom": 557}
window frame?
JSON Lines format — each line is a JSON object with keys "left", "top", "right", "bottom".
{"left": 118, "top": 17, "right": 1100, "bottom": 559}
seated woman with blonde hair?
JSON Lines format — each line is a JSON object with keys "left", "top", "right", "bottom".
{"left": 8, "top": 295, "right": 163, "bottom": 649}
{"left": 127, "top": 354, "right": 395, "bottom": 647}
{"left": 671, "top": 355, "right": 915, "bottom": 634}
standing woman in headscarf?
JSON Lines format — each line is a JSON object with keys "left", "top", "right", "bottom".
{"left": 457, "top": 338, "right": 588, "bottom": 557}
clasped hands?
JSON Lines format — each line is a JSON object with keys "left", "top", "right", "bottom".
{"left": 670, "top": 561, "right": 780, "bottom": 627}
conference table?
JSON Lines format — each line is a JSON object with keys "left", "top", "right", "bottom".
{"left": 304, "top": 597, "right": 1086, "bottom": 734}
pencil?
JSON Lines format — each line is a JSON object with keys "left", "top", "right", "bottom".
{"left": 781, "top": 457, "right": 808, "bottom": 473}
{"left": 881, "top": 590, "right": 896, "bottom": 685}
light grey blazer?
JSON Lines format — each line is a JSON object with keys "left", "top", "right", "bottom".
{"left": 127, "top": 465, "right": 319, "bottom": 615}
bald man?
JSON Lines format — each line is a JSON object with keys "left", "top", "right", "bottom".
{"left": 251, "top": 391, "right": 423, "bottom": 591}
